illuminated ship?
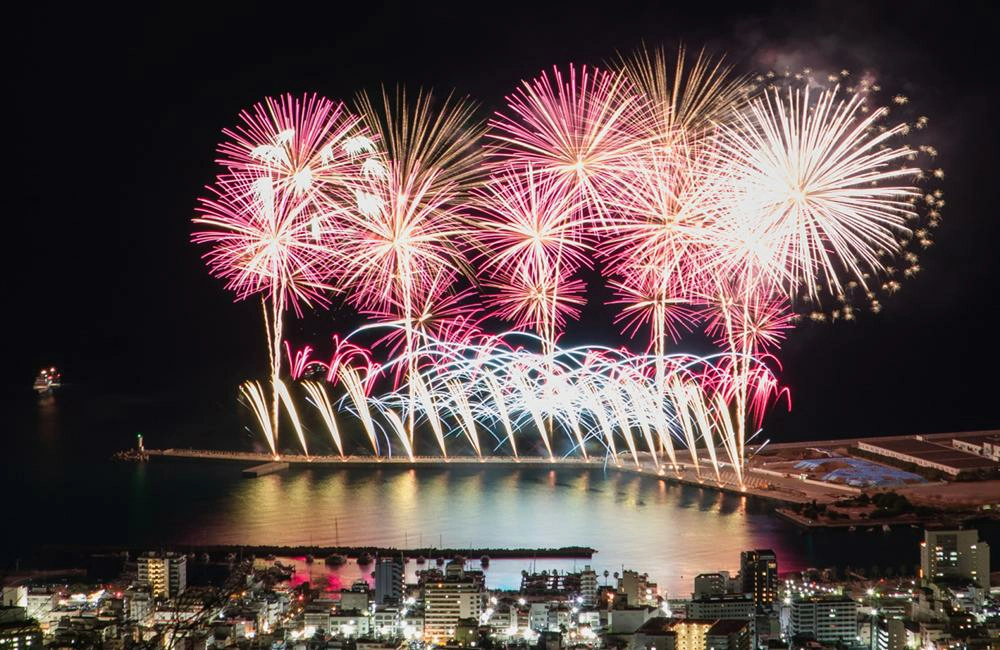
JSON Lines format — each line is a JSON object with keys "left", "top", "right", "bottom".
{"left": 33, "top": 367, "right": 62, "bottom": 394}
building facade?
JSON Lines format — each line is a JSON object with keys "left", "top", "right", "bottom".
{"left": 422, "top": 575, "right": 482, "bottom": 643}
{"left": 0, "top": 607, "right": 43, "bottom": 650}
{"left": 688, "top": 594, "right": 755, "bottom": 621}
{"left": 920, "top": 529, "right": 991, "bottom": 589}
{"left": 788, "top": 596, "right": 857, "bottom": 644}
{"left": 740, "top": 550, "right": 777, "bottom": 612}
{"left": 374, "top": 557, "right": 404, "bottom": 605}
{"left": 137, "top": 552, "right": 187, "bottom": 598}
{"left": 580, "top": 566, "right": 598, "bottom": 607}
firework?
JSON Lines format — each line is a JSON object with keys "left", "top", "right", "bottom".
{"left": 356, "top": 87, "right": 486, "bottom": 197}
{"left": 194, "top": 173, "right": 337, "bottom": 454}
{"left": 217, "top": 93, "right": 371, "bottom": 201}
{"left": 191, "top": 47, "right": 942, "bottom": 487}
{"left": 473, "top": 166, "right": 591, "bottom": 366}
{"left": 302, "top": 381, "right": 345, "bottom": 457}
{"left": 616, "top": 44, "right": 749, "bottom": 140}
{"left": 197, "top": 93, "right": 378, "bottom": 453}
{"left": 596, "top": 139, "right": 720, "bottom": 356}
{"left": 711, "top": 84, "right": 920, "bottom": 302}
{"left": 342, "top": 88, "right": 486, "bottom": 438}
{"left": 488, "top": 64, "right": 654, "bottom": 220}
{"left": 484, "top": 263, "right": 587, "bottom": 346}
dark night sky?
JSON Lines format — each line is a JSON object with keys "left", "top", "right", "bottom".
{"left": 8, "top": 1, "right": 1000, "bottom": 441}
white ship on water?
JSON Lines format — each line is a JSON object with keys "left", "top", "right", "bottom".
{"left": 33, "top": 367, "right": 61, "bottom": 394}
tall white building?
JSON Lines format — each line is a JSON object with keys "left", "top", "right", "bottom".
{"left": 920, "top": 529, "right": 991, "bottom": 589}
{"left": 788, "top": 596, "right": 857, "bottom": 644}
{"left": 423, "top": 573, "right": 483, "bottom": 643}
{"left": 137, "top": 552, "right": 187, "bottom": 598}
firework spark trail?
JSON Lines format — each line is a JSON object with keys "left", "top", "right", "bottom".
{"left": 302, "top": 381, "right": 344, "bottom": 457}
{"left": 377, "top": 407, "right": 416, "bottom": 461}
{"left": 240, "top": 381, "right": 276, "bottom": 456}
{"left": 275, "top": 379, "right": 309, "bottom": 456}
{"left": 340, "top": 365, "right": 380, "bottom": 455}
{"left": 482, "top": 373, "right": 518, "bottom": 458}
{"left": 242, "top": 324, "right": 782, "bottom": 485}
{"left": 285, "top": 343, "right": 318, "bottom": 380}
{"left": 412, "top": 373, "right": 448, "bottom": 457}
{"left": 447, "top": 380, "right": 483, "bottom": 458}
{"left": 666, "top": 377, "right": 702, "bottom": 477}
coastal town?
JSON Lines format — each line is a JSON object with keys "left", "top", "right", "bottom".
{"left": 2, "top": 528, "right": 997, "bottom": 650}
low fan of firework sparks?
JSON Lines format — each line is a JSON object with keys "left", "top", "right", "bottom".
{"left": 191, "top": 47, "right": 943, "bottom": 487}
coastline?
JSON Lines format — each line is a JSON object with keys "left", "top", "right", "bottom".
{"left": 35, "top": 543, "right": 596, "bottom": 562}
{"left": 117, "top": 444, "right": 999, "bottom": 531}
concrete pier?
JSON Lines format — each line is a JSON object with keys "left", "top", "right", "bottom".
{"left": 139, "top": 447, "right": 807, "bottom": 503}
{"left": 242, "top": 461, "right": 290, "bottom": 478}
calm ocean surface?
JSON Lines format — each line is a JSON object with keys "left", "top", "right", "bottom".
{"left": 4, "top": 386, "right": 997, "bottom": 596}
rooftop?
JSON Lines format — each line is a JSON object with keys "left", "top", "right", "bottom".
{"left": 860, "top": 439, "right": 997, "bottom": 470}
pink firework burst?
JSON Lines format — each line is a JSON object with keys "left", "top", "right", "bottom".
{"left": 333, "top": 164, "right": 468, "bottom": 314}
{"left": 597, "top": 141, "right": 718, "bottom": 285}
{"left": 484, "top": 262, "right": 586, "bottom": 334}
{"left": 488, "top": 64, "right": 654, "bottom": 219}
{"left": 472, "top": 165, "right": 591, "bottom": 276}
{"left": 363, "top": 269, "right": 482, "bottom": 359}
{"left": 216, "top": 93, "right": 373, "bottom": 200}
{"left": 596, "top": 140, "right": 720, "bottom": 358}
{"left": 609, "top": 272, "right": 701, "bottom": 348}
{"left": 192, "top": 173, "right": 334, "bottom": 315}
{"left": 700, "top": 283, "right": 795, "bottom": 355}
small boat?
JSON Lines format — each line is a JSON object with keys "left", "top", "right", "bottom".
{"left": 357, "top": 552, "right": 374, "bottom": 565}
{"left": 480, "top": 555, "right": 490, "bottom": 567}
{"left": 33, "top": 367, "right": 62, "bottom": 394}
{"left": 325, "top": 554, "right": 347, "bottom": 567}
{"left": 848, "top": 526, "right": 857, "bottom": 532}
